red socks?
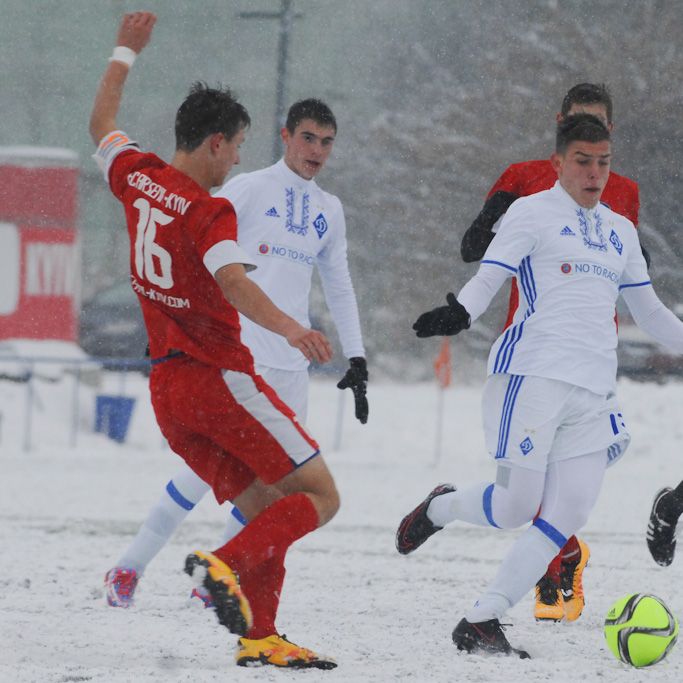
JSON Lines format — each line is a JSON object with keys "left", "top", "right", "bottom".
{"left": 213, "top": 492, "right": 318, "bottom": 582}
{"left": 213, "top": 493, "right": 318, "bottom": 639}
{"left": 240, "top": 550, "right": 287, "bottom": 639}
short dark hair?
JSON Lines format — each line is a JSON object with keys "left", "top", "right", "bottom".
{"left": 556, "top": 113, "right": 610, "bottom": 153}
{"left": 285, "top": 98, "right": 337, "bottom": 134}
{"left": 560, "top": 83, "right": 613, "bottom": 123}
{"left": 175, "top": 82, "right": 250, "bottom": 151}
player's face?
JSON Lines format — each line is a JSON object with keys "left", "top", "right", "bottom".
{"left": 552, "top": 140, "right": 611, "bottom": 208}
{"left": 282, "top": 120, "right": 335, "bottom": 180}
{"left": 214, "top": 128, "right": 245, "bottom": 185}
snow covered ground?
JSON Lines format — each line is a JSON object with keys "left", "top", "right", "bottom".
{"left": 1, "top": 365, "right": 683, "bottom": 682}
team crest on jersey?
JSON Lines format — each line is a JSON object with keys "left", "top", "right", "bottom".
{"left": 265, "top": 206, "right": 280, "bottom": 217}
{"left": 519, "top": 437, "right": 534, "bottom": 455}
{"left": 577, "top": 208, "right": 607, "bottom": 252}
{"left": 313, "top": 213, "right": 328, "bottom": 239}
{"left": 560, "top": 226, "right": 575, "bottom": 236}
{"left": 609, "top": 229, "right": 623, "bottom": 255}
{"left": 285, "top": 188, "right": 310, "bottom": 236}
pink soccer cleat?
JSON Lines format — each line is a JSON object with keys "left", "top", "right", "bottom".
{"left": 104, "top": 567, "right": 139, "bottom": 608}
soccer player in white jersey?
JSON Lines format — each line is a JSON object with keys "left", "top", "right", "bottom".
{"left": 105, "top": 99, "right": 367, "bottom": 609}
{"left": 396, "top": 113, "right": 683, "bottom": 658}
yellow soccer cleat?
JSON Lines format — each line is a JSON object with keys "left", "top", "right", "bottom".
{"left": 560, "top": 539, "right": 590, "bottom": 622}
{"left": 534, "top": 575, "right": 564, "bottom": 622}
{"left": 184, "top": 551, "right": 253, "bottom": 635}
{"left": 236, "top": 634, "right": 337, "bottom": 669}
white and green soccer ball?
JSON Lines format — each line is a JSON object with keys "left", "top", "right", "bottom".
{"left": 604, "top": 593, "right": 678, "bottom": 668}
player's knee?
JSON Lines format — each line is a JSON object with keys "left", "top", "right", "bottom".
{"left": 551, "top": 505, "right": 591, "bottom": 537}
{"left": 492, "top": 490, "right": 540, "bottom": 529}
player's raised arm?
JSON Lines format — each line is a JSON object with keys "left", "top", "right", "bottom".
{"left": 89, "top": 11, "right": 157, "bottom": 144}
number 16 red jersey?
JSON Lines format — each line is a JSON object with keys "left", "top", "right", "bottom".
{"left": 99, "top": 131, "right": 255, "bottom": 371}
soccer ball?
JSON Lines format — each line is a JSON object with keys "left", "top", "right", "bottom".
{"left": 604, "top": 594, "right": 678, "bottom": 667}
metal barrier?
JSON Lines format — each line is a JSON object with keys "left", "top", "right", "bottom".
{"left": 0, "top": 356, "right": 149, "bottom": 452}
{"left": 1, "top": 356, "right": 349, "bottom": 453}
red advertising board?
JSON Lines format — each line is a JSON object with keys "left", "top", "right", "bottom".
{"left": 0, "top": 147, "right": 80, "bottom": 341}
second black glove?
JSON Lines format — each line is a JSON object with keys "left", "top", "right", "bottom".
{"left": 412, "top": 292, "right": 471, "bottom": 338}
{"left": 337, "top": 357, "right": 369, "bottom": 424}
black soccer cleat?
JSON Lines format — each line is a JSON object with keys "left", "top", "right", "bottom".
{"left": 647, "top": 488, "right": 678, "bottom": 566}
{"left": 452, "top": 618, "right": 530, "bottom": 659}
{"left": 395, "top": 484, "right": 456, "bottom": 555}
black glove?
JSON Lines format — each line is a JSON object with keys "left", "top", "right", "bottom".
{"left": 413, "top": 292, "right": 471, "bottom": 338}
{"left": 641, "top": 243, "right": 651, "bottom": 270}
{"left": 337, "top": 357, "right": 368, "bottom": 424}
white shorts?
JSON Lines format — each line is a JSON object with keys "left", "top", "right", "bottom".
{"left": 254, "top": 364, "right": 309, "bottom": 422}
{"left": 482, "top": 374, "right": 630, "bottom": 472}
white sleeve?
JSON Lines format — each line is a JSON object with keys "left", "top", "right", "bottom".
{"left": 480, "top": 198, "right": 539, "bottom": 272}
{"left": 92, "top": 130, "right": 140, "bottom": 181}
{"left": 457, "top": 200, "right": 537, "bottom": 321}
{"left": 621, "top": 285, "right": 683, "bottom": 354}
{"left": 619, "top": 223, "right": 650, "bottom": 288}
{"left": 457, "top": 262, "right": 513, "bottom": 322}
{"left": 204, "top": 240, "right": 257, "bottom": 276}
{"left": 317, "top": 201, "right": 365, "bottom": 359}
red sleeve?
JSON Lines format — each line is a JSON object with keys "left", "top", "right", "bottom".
{"left": 486, "top": 164, "right": 523, "bottom": 199}
{"left": 108, "top": 149, "right": 145, "bottom": 200}
{"left": 604, "top": 173, "right": 640, "bottom": 227}
{"left": 627, "top": 178, "right": 640, "bottom": 227}
{"left": 192, "top": 198, "right": 239, "bottom": 260}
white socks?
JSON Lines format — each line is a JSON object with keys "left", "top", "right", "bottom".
{"left": 117, "top": 488, "right": 195, "bottom": 572}
{"left": 116, "top": 477, "right": 247, "bottom": 573}
{"left": 465, "top": 525, "right": 559, "bottom": 622}
{"left": 427, "top": 483, "right": 491, "bottom": 528}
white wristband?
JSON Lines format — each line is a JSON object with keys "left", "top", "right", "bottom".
{"left": 108, "top": 46, "right": 137, "bottom": 68}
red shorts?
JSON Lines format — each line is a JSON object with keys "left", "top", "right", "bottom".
{"left": 149, "top": 356, "right": 319, "bottom": 504}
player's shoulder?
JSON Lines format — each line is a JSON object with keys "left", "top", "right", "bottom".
{"left": 602, "top": 202, "right": 636, "bottom": 229}
{"left": 596, "top": 202, "right": 637, "bottom": 246}
{"left": 313, "top": 181, "right": 343, "bottom": 210}
{"left": 187, "top": 192, "right": 236, "bottom": 227}
{"left": 220, "top": 164, "right": 274, "bottom": 197}
{"left": 490, "top": 159, "right": 554, "bottom": 197}
{"left": 112, "top": 148, "right": 163, "bottom": 175}
{"left": 507, "top": 183, "right": 554, "bottom": 211}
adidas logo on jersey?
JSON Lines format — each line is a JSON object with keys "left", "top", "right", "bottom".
{"left": 560, "top": 226, "right": 575, "bottom": 236}
{"left": 265, "top": 207, "right": 280, "bottom": 217}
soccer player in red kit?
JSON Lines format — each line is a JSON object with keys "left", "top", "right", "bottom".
{"left": 90, "top": 11, "right": 338, "bottom": 669}
{"left": 460, "top": 83, "right": 643, "bottom": 623}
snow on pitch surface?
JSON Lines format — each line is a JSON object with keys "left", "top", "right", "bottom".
{"left": 1, "top": 366, "right": 682, "bottom": 682}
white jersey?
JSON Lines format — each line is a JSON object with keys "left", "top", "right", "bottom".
{"left": 457, "top": 181, "right": 650, "bottom": 395}
{"left": 214, "top": 159, "right": 364, "bottom": 371}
